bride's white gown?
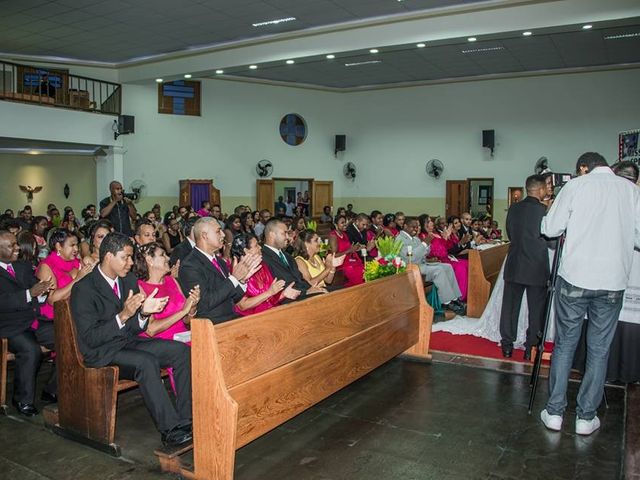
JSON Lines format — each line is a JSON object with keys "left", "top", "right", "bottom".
{"left": 432, "top": 251, "right": 556, "bottom": 349}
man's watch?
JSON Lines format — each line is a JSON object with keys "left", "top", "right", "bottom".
{"left": 139, "top": 312, "right": 151, "bottom": 322}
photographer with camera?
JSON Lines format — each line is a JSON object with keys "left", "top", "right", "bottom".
{"left": 539, "top": 152, "right": 640, "bottom": 436}
{"left": 100, "top": 180, "right": 137, "bottom": 237}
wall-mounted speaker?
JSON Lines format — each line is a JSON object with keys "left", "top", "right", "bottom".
{"left": 335, "top": 134, "right": 346, "bottom": 156}
{"left": 482, "top": 129, "right": 495, "bottom": 155}
{"left": 118, "top": 115, "right": 135, "bottom": 135}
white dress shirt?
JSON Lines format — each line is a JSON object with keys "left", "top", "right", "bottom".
{"left": 97, "top": 266, "right": 147, "bottom": 329}
{"left": 0, "top": 261, "right": 46, "bottom": 303}
{"left": 541, "top": 166, "right": 640, "bottom": 290}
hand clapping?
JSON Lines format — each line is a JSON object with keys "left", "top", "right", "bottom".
{"left": 29, "top": 276, "right": 54, "bottom": 297}
{"left": 232, "top": 252, "right": 262, "bottom": 283}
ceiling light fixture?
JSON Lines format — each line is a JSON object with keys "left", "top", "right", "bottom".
{"left": 215, "top": 69, "right": 224, "bottom": 74}
{"left": 605, "top": 32, "right": 640, "bottom": 40}
{"left": 252, "top": 17, "right": 296, "bottom": 27}
{"left": 155, "top": 78, "right": 163, "bottom": 83}
{"left": 369, "top": 48, "right": 379, "bottom": 53}
{"left": 345, "top": 60, "right": 382, "bottom": 67}
{"left": 184, "top": 74, "right": 192, "bottom": 79}
{"left": 522, "top": 31, "right": 532, "bottom": 36}
{"left": 249, "top": 65, "right": 258, "bottom": 70}
{"left": 582, "top": 24, "right": 593, "bottom": 30}
{"left": 286, "top": 59, "right": 295, "bottom": 64}
{"left": 326, "top": 54, "right": 335, "bottom": 59}
{"left": 416, "top": 43, "right": 426, "bottom": 48}
{"left": 467, "top": 37, "right": 477, "bottom": 42}
{"left": 462, "top": 46, "right": 505, "bottom": 54}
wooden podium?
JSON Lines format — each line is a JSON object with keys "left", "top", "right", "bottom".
{"left": 179, "top": 179, "right": 221, "bottom": 211}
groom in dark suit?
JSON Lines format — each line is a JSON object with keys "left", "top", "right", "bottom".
{"left": 179, "top": 217, "right": 262, "bottom": 322}
{"left": 71, "top": 232, "right": 192, "bottom": 447}
{"left": 0, "top": 230, "right": 54, "bottom": 416}
{"left": 500, "top": 175, "right": 551, "bottom": 359}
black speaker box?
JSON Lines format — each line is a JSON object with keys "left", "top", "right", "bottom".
{"left": 118, "top": 115, "right": 135, "bottom": 134}
{"left": 482, "top": 130, "right": 494, "bottom": 150}
{"left": 335, "top": 134, "right": 346, "bottom": 153}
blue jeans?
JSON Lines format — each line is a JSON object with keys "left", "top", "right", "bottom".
{"left": 545, "top": 277, "right": 623, "bottom": 420}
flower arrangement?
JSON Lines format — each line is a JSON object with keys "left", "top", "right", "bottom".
{"left": 364, "top": 237, "right": 407, "bottom": 282}
{"left": 307, "top": 219, "right": 318, "bottom": 231}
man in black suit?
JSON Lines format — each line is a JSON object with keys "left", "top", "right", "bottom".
{"left": 0, "top": 230, "right": 55, "bottom": 416}
{"left": 70, "top": 232, "right": 192, "bottom": 447}
{"left": 179, "top": 217, "right": 262, "bottom": 323}
{"left": 262, "top": 219, "right": 327, "bottom": 297}
{"left": 346, "top": 213, "right": 377, "bottom": 258}
{"left": 499, "top": 175, "right": 551, "bottom": 359}
{"left": 169, "top": 217, "right": 197, "bottom": 268}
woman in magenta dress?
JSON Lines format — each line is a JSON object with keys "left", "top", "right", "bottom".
{"left": 382, "top": 213, "right": 398, "bottom": 237}
{"left": 422, "top": 217, "right": 469, "bottom": 301}
{"left": 36, "top": 229, "right": 94, "bottom": 400}
{"left": 231, "top": 233, "right": 301, "bottom": 316}
{"left": 134, "top": 243, "right": 200, "bottom": 342}
{"left": 328, "top": 215, "right": 364, "bottom": 287}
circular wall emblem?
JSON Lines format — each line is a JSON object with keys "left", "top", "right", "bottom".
{"left": 279, "top": 113, "right": 307, "bottom": 146}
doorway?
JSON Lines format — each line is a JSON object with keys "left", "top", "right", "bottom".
{"left": 445, "top": 178, "right": 494, "bottom": 219}
{"left": 256, "top": 178, "right": 333, "bottom": 218}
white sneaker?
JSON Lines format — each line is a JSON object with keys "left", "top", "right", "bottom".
{"left": 540, "top": 409, "right": 563, "bottom": 431}
{"left": 575, "top": 416, "right": 600, "bottom": 435}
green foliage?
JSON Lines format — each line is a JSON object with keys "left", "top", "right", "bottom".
{"left": 375, "top": 236, "right": 403, "bottom": 258}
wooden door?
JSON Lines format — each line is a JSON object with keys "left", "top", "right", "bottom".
{"left": 311, "top": 181, "right": 333, "bottom": 217}
{"left": 256, "top": 179, "right": 275, "bottom": 212}
{"left": 446, "top": 180, "right": 468, "bottom": 218}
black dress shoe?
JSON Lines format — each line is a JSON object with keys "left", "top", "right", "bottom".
{"left": 445, "top": 302, "right": 466, "bottom": 316}
{"left": 161, "top": 426, "right": 193, "bottom": 448}
{"left": 41, "top": 391, "right": 58, "bottom": 403}
{"left": 12, "top": 399, "right": 38, "bottom": 417}
{"left": 501, "top": 345, "right": 513, "bottom": 358}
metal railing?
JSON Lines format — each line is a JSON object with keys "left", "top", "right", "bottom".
{"left": 0, "top": 60, "right": 121, "bottom": 115}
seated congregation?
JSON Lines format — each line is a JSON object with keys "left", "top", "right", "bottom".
{"left": 0, "top": 193, "right": 500, "bottom": 453}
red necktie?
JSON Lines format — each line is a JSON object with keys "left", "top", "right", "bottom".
{"left": 211, "top": 257, "right": 226, "bottom": 277}
{"left": 6, "top": 264, "right": 16, "bottom": 278}
{"left": 112, "top": 281, "right": 119, "bottom": 298}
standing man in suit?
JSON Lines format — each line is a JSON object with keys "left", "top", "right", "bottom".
{"left": 0, "top": 230, "right": 54, "bottom": 416}
{"left": 262, "top": 219, "right": 326, "bottom": 297}
{"left": 71, "top": 232, "right": 192, "bottom": 447}
{"left": 499, "top": 174, "right": 550, "bottom": 359}
{"left": 169, "top": 216, "right": 197, "bottom": 267}
{"left": 179, "top": 217, "right": 262, "bottom": 323}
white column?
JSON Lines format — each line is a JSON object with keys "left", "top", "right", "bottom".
{"left": 95, "top": 146, "right": 127, "bottom": 204}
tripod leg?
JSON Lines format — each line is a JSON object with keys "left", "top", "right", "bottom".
{"left": 603, "top": 388, "right": 609, "bottom": 409}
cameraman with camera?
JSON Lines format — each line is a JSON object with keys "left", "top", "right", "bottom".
{"left": 100, "top": 180, "right": 137, "bottom": 237}
{"left": 539, "top": 152, "right": 640, "bottom": 436}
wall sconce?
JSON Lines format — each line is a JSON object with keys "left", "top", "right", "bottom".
{"left": 64, "top": 183, "right": 70, "bottom": 199}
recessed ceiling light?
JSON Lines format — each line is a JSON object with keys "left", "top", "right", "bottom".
{"left": 249, "top": 65, "right": 258, "bottom": 70}
{"left": 582, "top": 24, "right": 593, "bottom": 30}
{"left": 522, "top": 31, "right": 532, "bottom": 36}
{"left": 215, "top": 69, "right": 224, "bottom": 74}
{"left": 155, "top": 78, "right": 163, "bottom": 83}
{"left": 416, "top": 43, "right": 426, "bottom": 48}
{"left": 28, "top": 150, "right": 40, "bottom": 155}
{"left": 252, "top": 17, "right": 296, "bottom": 27}
{"left": 462, "top": 46, "right": 505, "bottom": 54}
{"left": 467, "top": 37, "right": 477, "bottom": 42}
{"left": 369, "top": 48, "right": 379, "bottom": 53}
{"left": 326, "top": 54, "right": 335, "bottom": 59}
{"left": 184, "top": 74, "right": 192, "bottom": 79}
{"left": 286, "top": 59, "right": 295, "bottom": 64}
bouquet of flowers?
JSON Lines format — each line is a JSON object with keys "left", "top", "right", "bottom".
{"left": 364, "top": 237, "right": 406, "bottom": 282}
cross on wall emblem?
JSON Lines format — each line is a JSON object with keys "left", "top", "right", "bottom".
{"left": 279, "top": 114, "right": 307, "bottom": 146}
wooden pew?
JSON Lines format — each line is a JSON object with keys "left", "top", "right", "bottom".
{"left": 43, "top": 300, "right": 167, "bottom": 457}
{"left": 466, "top": 243, "right": 510, "bottom": 318}
{"left": 1, "top": 338, "right": 51, "bottom": 415}
{"left": 155, "top": 264, "right": 432, "bottom": 479}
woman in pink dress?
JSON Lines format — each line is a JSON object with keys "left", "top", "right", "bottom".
{"left": 423, "top": 217, "right": 469, "bottom": 301}
{"left": 134, "top": 243, "right": 200, "bottom": 341}
{"left": 36, "top": 229, "right": 94, "bottom": 400}
{"left": 328, "top": 215, "right": 364, "bottom": 287}
{"left": 382, "top": 213, "right": 398, "bottom": 237}
{"left": 231, "top": 233, "right": 301, "bottom": 316}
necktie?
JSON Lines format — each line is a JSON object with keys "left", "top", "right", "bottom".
{"left": 6, "top": 264, "right": 16, "bottom": 278}
{"left": 278, "top": 251, "right": 288, "bottom": 266}
{"left": 112, "top": 281, "right": 119, "bottom": 299}
{"left": 212, "top": 256, "right": 226, "bottom": 277}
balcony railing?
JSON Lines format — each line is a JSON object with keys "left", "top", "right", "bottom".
{"left": 0, "top": 60, "right": 121, "bottom": 115}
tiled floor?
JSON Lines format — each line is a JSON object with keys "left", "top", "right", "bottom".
{"left": 0, "top": 358, "right": 629, "bottom": 479}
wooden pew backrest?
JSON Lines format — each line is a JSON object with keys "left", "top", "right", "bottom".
{"left": 467, "top": 244, "right": 509, "bottom": 318}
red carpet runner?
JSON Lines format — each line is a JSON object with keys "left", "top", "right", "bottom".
{"left": 430, "top": 331, "right": 553, "bottom": 364}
